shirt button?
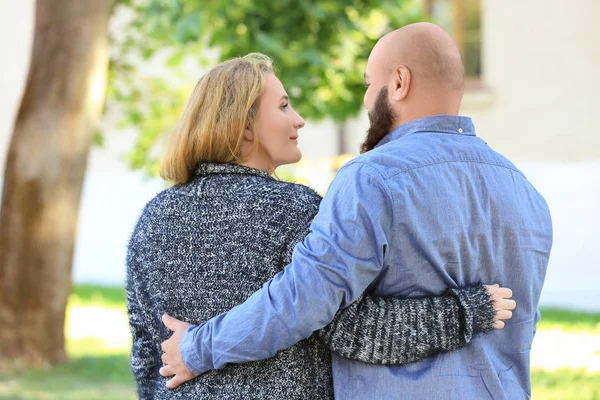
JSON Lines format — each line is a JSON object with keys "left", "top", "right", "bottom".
{"left": 458, "top": 128, "right": 463, "bottom": 133}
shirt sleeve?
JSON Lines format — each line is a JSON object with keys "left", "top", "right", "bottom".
{"left": 180, "top": 162, "right": 394, "bottom": 375}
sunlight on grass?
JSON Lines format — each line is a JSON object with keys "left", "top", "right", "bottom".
{"left": 69, "top": 284, "right": 128, "bottom": 310}
{"left": 532, "top": 367, "right": 600, "bottom": 399}
{"left": 1, "top": 285, "right": 599, "bottom": 399}
{"left": 538, "top": 308, "right": 600, "bottom": 334}
{"left": 0, "top": 286, "right": 135, "bottom": 400}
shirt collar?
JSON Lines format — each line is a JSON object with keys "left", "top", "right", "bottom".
{"left": 375, "top": 115, "right": 476, "bottom": 149}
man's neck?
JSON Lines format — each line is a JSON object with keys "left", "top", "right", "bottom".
{"left": 393, "top": 110, "right": 461, "bottom": 131}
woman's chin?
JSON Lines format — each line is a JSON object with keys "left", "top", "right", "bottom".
{"left": 274, "top": 148, "right": 302, "bottom": 168}
{"left": 290, "top": 150, "right": 302, "bottom": 164}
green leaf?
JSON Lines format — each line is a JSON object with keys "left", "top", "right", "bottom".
{"left": 92, "top": 131, "right": 105, "bottom": 148}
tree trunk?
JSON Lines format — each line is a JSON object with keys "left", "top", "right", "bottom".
{"left": 0, "top": 0, "right": 115, "bottom": 369}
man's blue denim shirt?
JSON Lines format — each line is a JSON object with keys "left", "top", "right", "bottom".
{"left": 181, "top": 115, "right": 552, "bottom": 399}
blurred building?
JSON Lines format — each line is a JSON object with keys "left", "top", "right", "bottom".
{"left": 1, "top": 0, "right": 598, "bottom": 310}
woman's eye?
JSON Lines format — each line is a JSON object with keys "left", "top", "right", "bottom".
{"left": 281, "top": 103, "right": 289, "bottom": 109}
{"left": 365, "top": 84, "right": 370, "bottom": 88}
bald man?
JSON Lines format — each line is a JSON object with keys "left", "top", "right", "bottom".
{"left": 160, "top": 23, "right": 552, "bottom": 399}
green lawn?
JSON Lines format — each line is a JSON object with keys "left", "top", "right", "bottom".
{"left": 70, "top": 284, "right": 128, "bottom": 310}
{"left": 538, "top": 308, "right": 600, "bottom": 334}
{"left": 0, "top": 285, "right": 598, "bottom": 399}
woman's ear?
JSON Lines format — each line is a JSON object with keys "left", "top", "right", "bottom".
{"left": 243, "top": 127, "right": 254, "bottom": 141}
{"left": 390, "top": 65, "right": 411, "bottom": 102}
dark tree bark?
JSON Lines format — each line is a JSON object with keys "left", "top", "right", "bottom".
{"left": 0, "top": 0, "right": 116, "bottom": 368}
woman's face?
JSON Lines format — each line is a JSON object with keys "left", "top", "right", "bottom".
{"left": 251, "top": 74, "right": 305, "bottom": 169}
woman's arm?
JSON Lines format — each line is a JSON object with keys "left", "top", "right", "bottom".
{"left": 316, "top": 283, "right": 508, "bottom": 365}
{"left": 126, "top": 245, "right": 159, "bottom": 400}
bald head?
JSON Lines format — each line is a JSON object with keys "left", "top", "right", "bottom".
{"left": 373, "top": 22, "right": 464, "bottom": 92}
{"left": 363, "top": 23, "right": 465, "bottom": 129}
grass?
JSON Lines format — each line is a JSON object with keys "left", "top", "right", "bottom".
{"left": 69, "top": 284, "right": 127, "bottom": 310}
{"left": 0, "top": 353, "right": 135, "bottom": 400}
{"left": 0, "top": 285, "right": 598, "bottom": 399}
{"left": 532, "top": 368, "right": 600, "bottom": 400}
{"left": 0, "top": 285, "right": 135, "bottom": 400}
{"left": 539, "top": 308, "right": 600, "bottom": 334}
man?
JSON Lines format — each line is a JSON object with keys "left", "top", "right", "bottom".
{"left": 160, "top": 22, "right": 552, "bottom": 399}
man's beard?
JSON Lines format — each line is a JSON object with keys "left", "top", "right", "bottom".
{"left": 360, "top": 87, "right": 396, "bottom": 154}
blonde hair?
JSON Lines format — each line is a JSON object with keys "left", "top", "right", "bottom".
{"left": 159, "top": 53, "right": 274, "bottom": 184}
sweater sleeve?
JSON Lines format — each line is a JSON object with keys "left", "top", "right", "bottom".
{"left": 316, "top": 283, "right": 496, "bottom": 364}
{"left": 126, "top": 245, "right": 159, "bottom": 400}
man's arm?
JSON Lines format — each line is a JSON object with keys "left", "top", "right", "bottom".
{"left": 175, "top": 162, "right": 393, "bottom": 376}
{"left": 316, "top": 283, "right": 498, "bottom": 364}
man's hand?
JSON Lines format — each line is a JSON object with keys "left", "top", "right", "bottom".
{"left": 484, "top": 284, "right": 517, "bottom": 329}
{"left": 159, "top": 314, "right": 198, "bottom": 389}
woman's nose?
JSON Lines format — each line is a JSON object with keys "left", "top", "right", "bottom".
{"left": 294, "top": 111, "right": 305, "bottom": 129}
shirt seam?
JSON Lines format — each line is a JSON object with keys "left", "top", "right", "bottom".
{"left": 411, "top": 129, "right": 476, "bottom": 136}
{"left": 385, "top": 159, "right": 525, "bottom": 179}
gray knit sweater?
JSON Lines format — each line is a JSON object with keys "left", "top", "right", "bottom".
{"left": 126, "top": 163, "right": 495, "bottom": 399}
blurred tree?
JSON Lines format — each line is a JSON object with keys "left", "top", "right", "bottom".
{"left": 0, "top": 0, "right": 117, "bottom": 368}
{"left": 111, "top": 0, "right": 425, "bottom": 174}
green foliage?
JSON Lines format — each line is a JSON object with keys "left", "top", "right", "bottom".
{"left": 133, "top": 0, "right": 424, "bottom": 120}
{"left": 93, "top": 131, "right": 105, "bottom": 148}
{"left": 108, "top": 0, "right": 426, "bottom": 174}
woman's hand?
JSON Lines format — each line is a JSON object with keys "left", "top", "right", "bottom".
{"left": 484, "top": 284, "right": 517, "bottom": 329}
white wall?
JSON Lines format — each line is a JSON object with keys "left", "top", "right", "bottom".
{"left": 0, "top": 0, "right": 35, "bottom": 181}
{"left": 474, "top": 0, "right": 600, "bottom": 161}
{"left": 519, "top": 161, "right": 600, "bottom": 311}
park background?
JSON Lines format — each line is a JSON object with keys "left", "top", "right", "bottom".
{"left": 0, "top": 0, "right": 598, "bottom": 398}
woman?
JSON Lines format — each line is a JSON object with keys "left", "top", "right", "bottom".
{"left": 126, "top": 53, "right": 513, "bottom": 399}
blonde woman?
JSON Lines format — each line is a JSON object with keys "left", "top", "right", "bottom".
{"left": 126, "top": 53, "right": 514, "bottom": 399}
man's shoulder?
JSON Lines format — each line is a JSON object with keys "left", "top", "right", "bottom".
{"left": 352, "top": 133, "right": 524, "bottom": 179}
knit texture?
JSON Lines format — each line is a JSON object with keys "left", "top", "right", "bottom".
{"left": 448, "top": 283, "right": 497, "bottom": 340}
{"left": 126, "top": 163, "right": 496, "bottom": 399}
{"left": 319, "top": 283, "right": 493, "bottom": 364}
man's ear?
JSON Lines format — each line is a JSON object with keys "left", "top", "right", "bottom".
{"left": 390, "top": 65, "right": 411, "bottom": 102}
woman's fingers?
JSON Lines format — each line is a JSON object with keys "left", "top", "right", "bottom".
{"left": 500, "top": 298, "right": 517, "bottom": 310}
{"left": 495, "top": 287, "right": 513, "bottom": 299}
{"left": 496, "top": 309, "right": 513, "bottom": 321}
{"left": 484, "top": 284, "right": 512, "bottom": 299}
{"left": 485, "top": 284, "right": 517, "bottom": 329}
{"left": 493, "top": 320, "right": 505, "bottom": 329}
{"left": 494, "top": 297, "right": 517, "bottom": 311}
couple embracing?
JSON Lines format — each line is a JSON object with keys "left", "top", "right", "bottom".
{"left": 127, "top": 22, "right": 552, "bottom": 400}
